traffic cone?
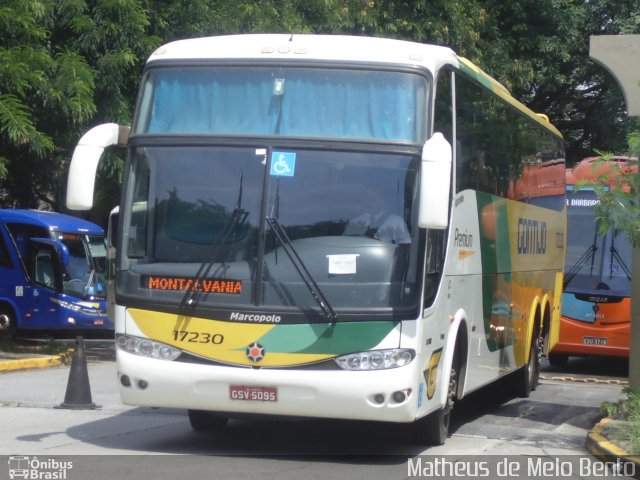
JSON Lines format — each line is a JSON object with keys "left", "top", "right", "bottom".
{"left": 56, "top": 336, "right": 99, "bottom": 410}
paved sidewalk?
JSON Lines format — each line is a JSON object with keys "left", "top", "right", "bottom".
{"left": 586, "top": 417, "right": 640, "bottom": 473}
{"left": 0, "top": 348, "right": 73, "bottom": 372}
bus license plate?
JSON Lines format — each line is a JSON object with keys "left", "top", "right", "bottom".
{"left": 230, "top": 385, "right": 278, "bottom": 402}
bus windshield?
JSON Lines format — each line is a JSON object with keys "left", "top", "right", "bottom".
{"left": 135, "top": 66, "right": 427, "bottom": 143}
{"left": 59, "top": 233, "right": 107, "bottom": 299}
{"left": 121, "top": 145, "right": 422, "bottom": 319}
{"left": 563, "top": 188, "right": 632, "bottom": 296}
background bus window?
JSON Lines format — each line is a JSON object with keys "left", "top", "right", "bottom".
{"left": 0, "top": 230, "right": 12, "bottom": 268}
{"left": 455, "top": 73, "right": 564, "bottom": 210}
{"left": 34, "top": 251, "right": 56, "bottom": 289}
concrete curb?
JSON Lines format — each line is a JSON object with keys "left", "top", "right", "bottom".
{"left": 586, "top": 417, "right": 640, "bottom": 473}
{"left": 0, "top": 348, "right": 74, "bottom": 373}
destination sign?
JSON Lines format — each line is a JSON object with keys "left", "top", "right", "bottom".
{"left": 145, "top": 276, "right": 243, "bottom": 294}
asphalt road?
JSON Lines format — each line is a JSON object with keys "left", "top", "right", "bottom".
{"left": 0, "top": 339, "right": 629, "bottom": 480}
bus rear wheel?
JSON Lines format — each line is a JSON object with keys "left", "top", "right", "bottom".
{"left": 187, "top": 410, "right": 228, "bottom": 432}
{"left": 516, "top": 332, "right": 540, "bottom": 398}
{"left": 0, "top": 306, "right": 16, "bottom": 338}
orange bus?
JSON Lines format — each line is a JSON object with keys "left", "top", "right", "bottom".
{"left": 549, "top": 156, "right": 637, "bottom": 366}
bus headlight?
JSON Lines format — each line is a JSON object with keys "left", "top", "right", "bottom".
{"left": 335, "top": 348, "right": 415, "bottom": 370}
{"left": 116, "top": 334, "right": 181, "bottom": 361}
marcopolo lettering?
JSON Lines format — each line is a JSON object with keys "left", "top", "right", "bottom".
{"left": 230, "top": 312, "right": 282, "bottom": 323}
{"left": 517, "top": 218, "right": 547, "bottom": 254}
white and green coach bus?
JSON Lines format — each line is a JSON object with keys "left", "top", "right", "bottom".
{"left": 66, "top": 34, "right": 565, "bottom": 445}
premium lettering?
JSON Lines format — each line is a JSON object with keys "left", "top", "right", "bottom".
{"left": 454, "top": 228, "right": 473, "bottom": 248}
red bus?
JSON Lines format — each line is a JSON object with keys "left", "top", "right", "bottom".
{"left": 550, "top": 156, "right": 637, "bottom": 366}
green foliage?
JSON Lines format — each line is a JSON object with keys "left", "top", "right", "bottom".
{"left": 0, "top": 94, "right": 55, "bottom": 156}
{"left": 47, "top": 51, "right": 96, "bottom": 124}
{"left": 601, "top": 388, "right": 640, "bottom": 454}
{"left": 589, "top": 121, "right": 640, "bottom": 248}
{"left": 0, "top": 0, "right": 159, "bottom": 220}
{"left": 1, "top": 0, "right": 640, "bottom": 222}
{"left": 603, "top": 388, "right": 640, "bottom": 419}
{"left": 0, "top": 1, "right": 57, "bottom": 189}
{"left": 41, "top": 337, "right": 68, "bottom": 355}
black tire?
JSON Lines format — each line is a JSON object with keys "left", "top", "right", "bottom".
{"left": 187, "top": 410, "right": 228, "bottom": 432}
{"left": 413, "top": 365, "right": 457, "bottom": 445}
{"left": 0, "top": 305, "right": 17, "bottom": 338}
{"left": 548, "top": 353, "right": 569, "bottom": 368}
{"left": 515, "top": 332, "right": 540, "bottom": 398}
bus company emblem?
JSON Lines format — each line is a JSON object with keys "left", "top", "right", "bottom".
{"left": 246, "top": 342, "right": 265, "bottom": 362}
{"left": 587, "top": 304, "right": 605, "bottom": 320}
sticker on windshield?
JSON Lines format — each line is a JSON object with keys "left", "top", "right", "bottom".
{"left": 270, "top": 152, "right": 296, "bottom": 177}
{"left": 327, "top": 254, "right": 359, "bottom": 275}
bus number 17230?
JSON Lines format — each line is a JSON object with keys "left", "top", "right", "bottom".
{"left": 172, "top": 330, "right": 224, "bottom": 344}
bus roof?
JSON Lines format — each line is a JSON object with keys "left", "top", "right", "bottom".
{"left": 148, "top": 33, "right": 458, "bottom": 70}
{"left": 568, "top": 156, "right": 638, "bottom": 186}
{"left": 146, "top": 34, "right": 562, "bottom": 139}
{"left": 0, "top": 209, "right": 104, "bottom": 235}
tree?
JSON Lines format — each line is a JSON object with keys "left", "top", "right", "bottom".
{"left": 459, "top": 0, "right": 640, "bottom": 164}
{"left": 592, "top": 123, "right": 640, "bottom": 248}
{"left": 0, "top": 0, "right": 160, "bottom": 226}
{"left": 0, "top": 0, "right": 77, "bottom": 209}
{"left": 2, "top": 0, "right": 640, "bottom": 224}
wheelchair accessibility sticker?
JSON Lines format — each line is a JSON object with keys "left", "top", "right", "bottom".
{"left": 270, "top": 152, "right": 296, "bottom": 177}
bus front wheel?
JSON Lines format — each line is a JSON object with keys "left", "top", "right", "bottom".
{"left": 0, "top": 306, "right": 16, "bottom": 338}
{"left": 413, "top": 365, "right": 457, "bottom": 445}
{"left": 187, "top": 410, "right": 228, "bottom": 432}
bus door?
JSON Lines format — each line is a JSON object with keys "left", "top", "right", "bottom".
{"left": 0, "top": 224, "right": 27, "bottom": 330}
{"left": 25, "top": 239, "right": 66, "bottom": 328}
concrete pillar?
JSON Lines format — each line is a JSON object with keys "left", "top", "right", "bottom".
{"left": 589, "top": 35, "right": 640, "bottom": 390}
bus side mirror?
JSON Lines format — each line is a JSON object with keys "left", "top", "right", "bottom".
{"left": 66, "top": 124, "right": 130, "bottom": 210}
{"left": 418, "top": 132, "right": 452, "bottom": 229}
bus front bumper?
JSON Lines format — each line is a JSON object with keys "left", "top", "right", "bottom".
{"left": 117, "top": 350, "right": 421, "bottom": 423}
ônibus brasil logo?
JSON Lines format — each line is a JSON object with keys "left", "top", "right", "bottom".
{"left": 8, "top": 456, "right": 72, "bottom": 480}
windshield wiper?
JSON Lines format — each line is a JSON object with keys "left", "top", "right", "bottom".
{"left": 265, "top": 216, "right": 337, "bottom": 322}
{"left": 180, "top": 172, "right": 248, "bottom": 313}
{"left": 609, "top": 235, "right": 632, "bottom": 281}
{"left": 564, "top": 245, "right": 598, "bottom": 289}
{"left": 563, "top": 229, "right": 599, "bottom": 290}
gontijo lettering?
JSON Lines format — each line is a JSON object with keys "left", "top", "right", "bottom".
{"left": 517, "top": 218, "right": 547, "bottom": 254}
